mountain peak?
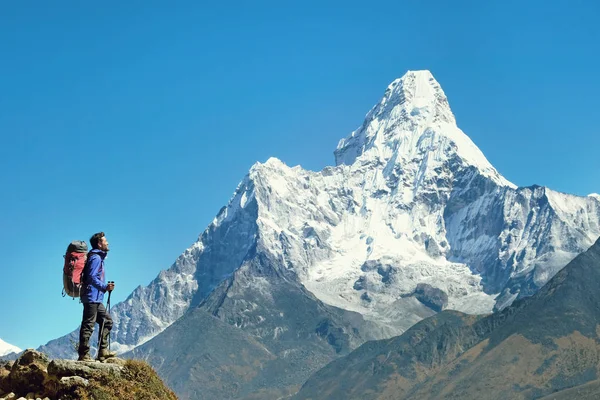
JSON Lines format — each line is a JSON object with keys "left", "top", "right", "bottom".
{"left": 334, "top": 70, "right": 514, "bottom": 188}
{"left": 383, "top": 70, "right": 454, "bottom": 124}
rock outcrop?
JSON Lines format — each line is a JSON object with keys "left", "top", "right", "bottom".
{"left": 0, "top": 349, "right": 176, "bottom": 400}
{"left": 412, "top": 283, "right": 449, "bottom": 312}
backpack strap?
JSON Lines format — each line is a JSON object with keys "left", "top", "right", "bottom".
{"left": 82, "top": 251, "right": 103, "bottom": 280}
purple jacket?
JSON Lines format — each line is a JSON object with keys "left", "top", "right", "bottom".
{"left": 81, "top": 249, "right": 108, "bottom": 303}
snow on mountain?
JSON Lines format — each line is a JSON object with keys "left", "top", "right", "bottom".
{"left": 0, "top": 338, "right": 21, "bottom": 357}
{"left": 39, "top": 70, "right": 600, "bottom": 358}
{"left": 335, "top": 70, "right": 514, "bottom": 189}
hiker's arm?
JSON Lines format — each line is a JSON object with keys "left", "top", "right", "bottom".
{"left": 88, "top": 256, "right": 108, "bottom": 292}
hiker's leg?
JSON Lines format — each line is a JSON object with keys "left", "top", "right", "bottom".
{"left": 96, "top": 303, "right": 113, "bottom": 351}
{"left": 78, "top": 303, "right": 98, "bottom": 357}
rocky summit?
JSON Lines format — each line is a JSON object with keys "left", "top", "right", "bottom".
{"left": 0, "top": 349, "right": 176, "bottom": 400}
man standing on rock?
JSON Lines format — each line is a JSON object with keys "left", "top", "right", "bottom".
{"left": 78, "top": 232, "right": 116, "bottom": 362}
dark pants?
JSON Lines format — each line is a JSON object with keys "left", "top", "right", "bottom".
{"left": 78, "top": 302, "right": 112, "bottom": 356}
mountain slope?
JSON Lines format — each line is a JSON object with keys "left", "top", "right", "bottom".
{"left": 294, "top": 237, "right": 600, "bottom": 399}
{"left": 0, "top": 339, "right": 20, "bottom": 357}
{"left": 127, "top": 240, "right": 382, "bottom": 399}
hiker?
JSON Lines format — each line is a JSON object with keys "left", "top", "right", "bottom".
{"left": 77, "top": 232, "right": 116, "bottom": 361}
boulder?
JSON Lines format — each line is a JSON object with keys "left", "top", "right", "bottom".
{"left": 59, "top": 376, "right": 89, "bottom": 390}
{"left": 412, "top": 283, "right": 449, "bottom": 312}
{"left": 8, "top": 350, "right": 49, "bottom": 396}
{"left": 47, "top": 359, "right": 123, "bottom": 380}
{"left": 0, "top": 361, "right": 12, "bottom": 394}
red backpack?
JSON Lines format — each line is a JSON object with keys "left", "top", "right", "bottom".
{"left": 62, "top": 240, "right": 89, "bottom": 298}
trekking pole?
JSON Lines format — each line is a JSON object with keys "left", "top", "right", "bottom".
{"left": 97, "top": 307, "right": 106, "bottom": 360}
{"left": 96, "top": 284, "right": 113, "bottom": 360}
{"left": 107, "top": 289, "right": 112, "bottom": 352}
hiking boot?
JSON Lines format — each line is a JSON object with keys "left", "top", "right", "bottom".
{"left": 78, "top": 353, "right": 93, "bottom": 362}
{"left": 97, "top": 349, "right": 117, "bottom": 361}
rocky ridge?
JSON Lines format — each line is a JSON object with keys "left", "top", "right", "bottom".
{"left": 0, "top": 349, "right": 175, "bottom": 400}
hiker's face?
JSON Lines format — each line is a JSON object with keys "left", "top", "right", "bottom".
{"left": 98, "top": 236, "right": 109, "bottom": 251}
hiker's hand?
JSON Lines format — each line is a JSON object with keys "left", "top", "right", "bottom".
{"left": 107, "top": 282, "right": 115, "bottom": 292}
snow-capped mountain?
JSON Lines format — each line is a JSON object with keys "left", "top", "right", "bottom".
{"left": 0, "top": 338, "right": 21, "bottom": 357}
{"left": 40, "top": 70, "right": 600, "bottom": 360}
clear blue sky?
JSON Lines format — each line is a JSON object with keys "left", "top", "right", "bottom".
{"left": 1, "top": 1, "right": 598, "bottom": 350}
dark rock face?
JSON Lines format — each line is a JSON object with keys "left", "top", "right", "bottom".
{"left": 0, "top": 361, "right": 11, "bottom": 394}
{"left": 412, "top": 283, "right": 448, "bottom": 312}
{"left": 8, "top": 349, "right": 50, "bottom": 395}
{"left": 295, "top": 238, "right": 600, "bottom": 400}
